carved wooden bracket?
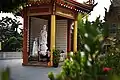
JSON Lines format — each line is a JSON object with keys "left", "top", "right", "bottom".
{"left": 84, "top": 0, "right": 95, "bottom": 5}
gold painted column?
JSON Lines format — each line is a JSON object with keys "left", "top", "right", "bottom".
{"left": 73, "top": 20, "right": 78, "bottom": 52}
{"left": 50, "top": 15, "right": 56, "bottom": 66}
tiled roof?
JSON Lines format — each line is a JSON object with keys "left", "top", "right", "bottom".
{"left": 27, "top": 0, "right": 95, "bottom": 13}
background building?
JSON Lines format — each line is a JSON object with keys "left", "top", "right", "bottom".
{"left": 105, "top": 0, "right": 120, "bottom": 38}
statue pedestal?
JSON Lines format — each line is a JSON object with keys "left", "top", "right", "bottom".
{"left": 38, "top": 51, "right": 50, "bottom": 62}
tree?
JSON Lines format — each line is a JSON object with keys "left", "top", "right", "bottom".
{"left": 0, "top": 16, "right": 22, "bottom": 51}
{"left": 77, "top": 14, "right": 108, "bottom": 51}
{"left": 0, "top": 0, "right": 27, "bottom": 12}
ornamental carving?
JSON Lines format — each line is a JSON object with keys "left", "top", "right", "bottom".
{"left": 56, "top": 6, "right": 74, "bottom": 19}
{"left": 28, "top": 0, "right": 51, "bottom": 4}
{"left": 84, "top": 0, "right": 95, "bottom": 5}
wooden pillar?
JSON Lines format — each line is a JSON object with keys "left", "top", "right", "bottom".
{"left": 48, "top": 18, "right": 51, "bottom": 50}
{"left": 23, "top": 7, "right": 28, "bottom": 65}
{"left": 50, "top": 15, "right": 56, "bottom": 66}
{"left": 73, "top": 20, "right": 77, "bottom": 52}
{"left": 67, "top": 20, "right": 72, "bottom": 52}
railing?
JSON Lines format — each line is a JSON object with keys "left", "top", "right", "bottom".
{"left": 0, "top": 52, "right": 22, "bottom": 59}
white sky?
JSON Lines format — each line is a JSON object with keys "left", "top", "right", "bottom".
{"left": 77, "top": 0, "right": 111, "bottom": 21}
{"left": 0, "top": 0, "right": 111, "bottom": 23}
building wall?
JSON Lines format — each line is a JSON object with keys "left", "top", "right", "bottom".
{"left": 113, "top": 0, "right": 120, "bottom": 7}
{"left": 105, "top": 5, "right": 120, "bottom": 37}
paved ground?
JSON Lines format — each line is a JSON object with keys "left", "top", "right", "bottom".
{"left": 0, "top": 59, "right": 61, "bottom": 80}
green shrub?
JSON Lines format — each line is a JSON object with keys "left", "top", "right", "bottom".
{"left": 0, "top": 67, "right": 10, "bottom": 80}
{"left": 99, "top": 37, "right": 120, "bottom": 76}
{"left": 53, "top": 49, "right": 61, "bottom": 67}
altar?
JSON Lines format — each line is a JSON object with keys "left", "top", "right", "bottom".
{"left": 22, "top": 0, "right": 95, "bottom": 67}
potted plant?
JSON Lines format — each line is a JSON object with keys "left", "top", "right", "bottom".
{"left": 53, "top": 49, "right": 60, "bottom": 67}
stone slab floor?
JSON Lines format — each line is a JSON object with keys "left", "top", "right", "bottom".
{"left": 0, "top": 59, "right": 61, "bottom": 80}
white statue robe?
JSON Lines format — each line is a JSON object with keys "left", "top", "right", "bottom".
{"left": 39, "top": 30, "right": 47, "bottom": 44}
{"left": 39, "top": 29, "right": 48, "bottom": 56}
{"left": 32, "top": 39, "right": 38, "bottom": 56}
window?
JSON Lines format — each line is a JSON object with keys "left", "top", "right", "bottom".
{"left": 109, "top": 23, "right": 117, "bottom": 34}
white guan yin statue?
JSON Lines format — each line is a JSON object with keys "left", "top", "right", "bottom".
{"left": 39, "top": 25, "right": 48, "bottom": 56}
{"left": 32, "top": 37, "right": 38, "bottom": 56}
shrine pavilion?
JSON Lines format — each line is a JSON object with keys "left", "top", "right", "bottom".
{"left": 22, "top": 0, "right": 95, "bottom": 67}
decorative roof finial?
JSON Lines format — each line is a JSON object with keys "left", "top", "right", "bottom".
{"left": 84, "top": 0, "right": 95, "bottom": 5}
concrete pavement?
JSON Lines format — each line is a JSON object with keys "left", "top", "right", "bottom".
{"left": 0, "top": 59, "right": 61, "bottom": 80}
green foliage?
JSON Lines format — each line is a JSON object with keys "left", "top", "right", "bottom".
{"left": 48, "top": 72, "right": 55, "bottom": 80}
{"left": 99, "top": 37, "right": 120, "bottom": 75}
{"left": 48, "top": 51, "right": 105, "bottom": 80}
{"left": 2, "top": 37, "right": 22, "bottom": 51}
{"left": 0, "top": 67, "right": 10, "bottom": 80}
{"left": 53, "top": 49, "right": 61, "bottom": 65}
{"left": 77, "top": 14, "right": 109, "bottom": 51}
{"left": 77, "top": 14, "right": 106, "bottom": 65}
{"left": 0, "top": 16, "right": 22, "bottom": 52}
{"left": 48, "top": 14, "right": 108, "bottom": 80}
{"left": 109, "top": 74, "right": 120, "bottom": 80}
{"left": 48, "top": 14, "right": 120, "bottom": 80}
{"left": 0, "top": 0, "right": 27, "bottom": 13}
